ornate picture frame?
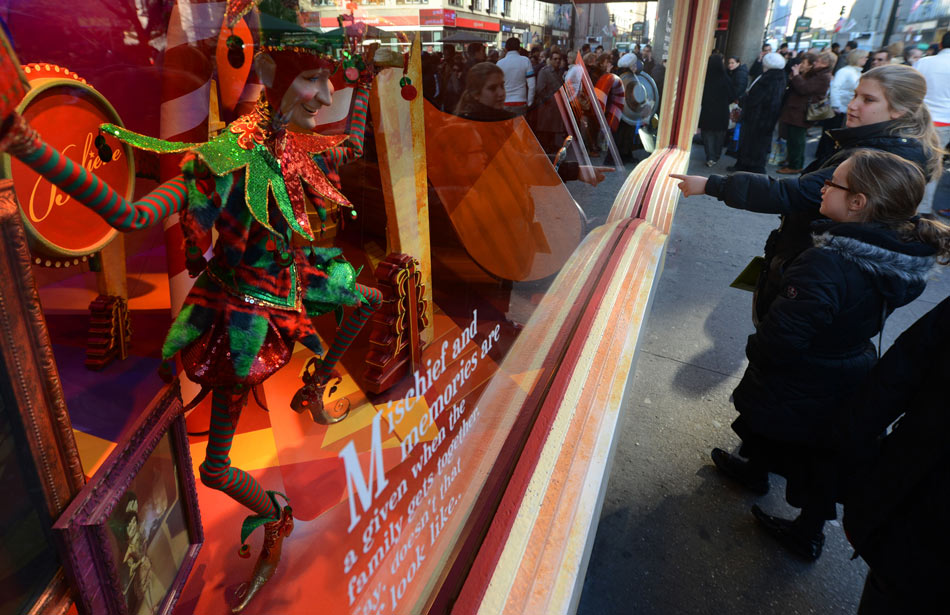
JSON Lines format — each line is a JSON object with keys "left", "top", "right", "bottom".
{"left": 0, "top": 178, "right": 85, "bottom": 615}
{"left": 52, "top": 382, "right": 202, "bottom": 615}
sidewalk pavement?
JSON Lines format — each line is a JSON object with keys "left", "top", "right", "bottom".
{"left": 573, "top": 139, "right": 950, "bottom": 615}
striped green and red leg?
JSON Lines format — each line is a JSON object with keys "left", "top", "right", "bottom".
{"left": 199, "top": 387, "right": 279, "bottom": 519}
{"left": 314, "top": 283, "right": 382, "bottom": 383}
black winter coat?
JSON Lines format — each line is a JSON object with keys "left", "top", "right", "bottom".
{"left": 705, "top": 120, "right": 932, "bottom": 323}
{"left": 842, "top": 296, "right": 950, "bottom": 607}
{"left": 698, "top": 70, "right": 736, "bottom": 132}
{"left": 734, "top": 69, "right": 786, "bottom": 173}
{"left": 733, "top": 220, "right": 936, "bottom": 450}
{"left": 728, "top": 64, "right": 749, "bottom": 98}
{"left": 739, "top": 69, "right": 786, "bottom": 136}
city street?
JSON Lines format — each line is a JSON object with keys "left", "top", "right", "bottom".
{"left": 572, "top": 139, "right": 950, "bottom": 614}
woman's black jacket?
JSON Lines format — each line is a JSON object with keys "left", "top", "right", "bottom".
{"left": 729, "top": 63, "right": 749, "bottom": 99}
{"left": 739, "top": 69, "right": 786, "bottom": 137}
{"left": 703, "top": 120, "right": 932, "bottom": 323}
{"left": 699, "top": 69, "right": 736, "bottom": 132}
{"left": 732, "top": 219, "right": 935, "bottom": 449}
{"left": 841, "top": 295, "right": 950, "bottom": 606}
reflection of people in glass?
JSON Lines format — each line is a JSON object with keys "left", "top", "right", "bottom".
{"left": 455, "top": 62, "right": 510, "bottom": 120}
{"left": 453, "top": 63, "right": 610, "bottom": 186}
{"left": 0, "top": 2, "right": 380, "bottom": 611}
{"left": 529, "top": 46, "right": 567, "bottom": 154}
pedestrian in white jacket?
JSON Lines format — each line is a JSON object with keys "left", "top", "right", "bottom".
{"left": 815, "top": 50, "right": 869, "bottom": 160}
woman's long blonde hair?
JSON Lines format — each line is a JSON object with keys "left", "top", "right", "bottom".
{"left": 860, "top": 64, "right": 944, "bottom": 179}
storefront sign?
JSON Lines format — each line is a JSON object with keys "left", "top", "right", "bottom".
{"left": 794, "top": 16, "right": 812, "bottom": 34}
{"left": 299, "top": 10, "right": 321, "bottom": 29}
{"left": 456, "top": 16, "right": 500, "bottom": 32}
{"left": 4, "top": 64, "right": 131, "bottom": 257}
{"left": 419, "top": 8, "right": 456, "bottom": 27}
{"left": 319, "top": 14, "right": 420, "bottom": 28}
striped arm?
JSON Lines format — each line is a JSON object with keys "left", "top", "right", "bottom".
{"left": 323, "top": 85, "right": 371, "bottom": 167}
{"left": 315, "top": 283, "right": 382, "bottom": 383}
{"left": 17, "top": 138, "right": 187, "bottom": 231}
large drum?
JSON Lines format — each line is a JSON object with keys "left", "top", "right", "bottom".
{"left": 1, "top": 64, "right": 133, "bottom": 263}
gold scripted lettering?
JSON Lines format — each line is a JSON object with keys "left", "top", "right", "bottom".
{"left": 26, "top": 133, "right": 122, "bottom": 224}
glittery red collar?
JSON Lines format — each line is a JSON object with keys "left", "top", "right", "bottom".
{"left": 229, "top": 102, "right": 350, "bottom": 239}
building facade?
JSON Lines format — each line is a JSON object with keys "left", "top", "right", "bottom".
{"left": 299, "top": 0, "right": 562, "bottom": 50}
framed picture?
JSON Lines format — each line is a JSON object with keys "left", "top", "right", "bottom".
{"left": 53, "top": 382, "right": 202, "bottom": 615}
{"left": 0, "top": 178, "right": 86, "bottom": 615}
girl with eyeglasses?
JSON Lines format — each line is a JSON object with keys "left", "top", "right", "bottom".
{"left": 683, "top": 149, "right": 950, "bottom": 560}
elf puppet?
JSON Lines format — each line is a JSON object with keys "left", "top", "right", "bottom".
{"left": 1, "top": 3, "right": 383, "bottom": 611}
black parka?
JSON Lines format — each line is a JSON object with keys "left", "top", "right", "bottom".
{"left": 732, "top": 220, "right": 936, "bottom": 450}
{"left": 705, "top": 120, "right": 933, "bottom": 324}
{"left": 728, "top": 63, "right": 750, "bottom": 99}
{"left": 735, "top": 68, "right": 786, "bottom": 172}
{"left": 699, "top": 68, "right": 736, "bottom": 132}
{"left": 841, "top": 296, "right": 950, "bottom": 607}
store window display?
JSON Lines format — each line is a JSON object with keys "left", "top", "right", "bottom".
{"left": 0, "top": 0, "right": 702, "bottom": 612}
{"left": 1, "top": 1, "right": 383, "bottom": 610}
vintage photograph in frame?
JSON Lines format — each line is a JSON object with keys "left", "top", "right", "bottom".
{"left": 0, "top": 178, "right": 86, "bottom": 615}
{"left": 53, "top": 382, "right": 202, "bottom": 615}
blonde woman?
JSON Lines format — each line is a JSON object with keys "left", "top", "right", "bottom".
{"left": 814, "top": 48, "right": 869, "bottom": 160}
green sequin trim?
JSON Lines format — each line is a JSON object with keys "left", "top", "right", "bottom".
{"left": 100, "top": 124, "right": 197, "bottom": 154}
{"left": 103, "top": 125, "right": 312, "bottom": 241}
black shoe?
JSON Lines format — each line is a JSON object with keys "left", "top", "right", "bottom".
{"left": 711, "top": 448, "right": 769, "bottom": 495}
{"left": 751, "top": 505, "right": 824, "bottom": 561}
{"left": 726, "top": 165, "right": 738, "bottom": 172}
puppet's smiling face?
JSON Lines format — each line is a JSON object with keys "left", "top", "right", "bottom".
{"left": 281, "top": 68, "right": 334, "bottom": 131}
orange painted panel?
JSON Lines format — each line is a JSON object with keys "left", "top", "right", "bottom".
{"left": 423, "top": 102, "right": 582, "bottom": 282}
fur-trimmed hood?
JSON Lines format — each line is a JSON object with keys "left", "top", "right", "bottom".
{"left": 811, "top": 220, "right": 937, "bottom": 307}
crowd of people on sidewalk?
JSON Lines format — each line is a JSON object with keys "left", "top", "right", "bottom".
{"left": 420, "top": 38, "right": 666, "bottom": 168}
{"left": 676, "top": 54, "right": 950, "bottom": 612}
{"left": 697, "top": 37, "right": 950, "bottom": 224}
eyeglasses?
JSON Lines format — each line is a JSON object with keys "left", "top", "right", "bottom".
{"left": 823, "top": 179, "right": 853, "bottom": 192}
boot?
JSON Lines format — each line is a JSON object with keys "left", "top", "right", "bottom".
{"left": 751, "top": 505, "right": 824, "bottom": 562}
{"left": 232, "top": 501, "right": 294, "bottom": 613}
{"left": 711, "top": 448, "right": 769, "bottom": 495}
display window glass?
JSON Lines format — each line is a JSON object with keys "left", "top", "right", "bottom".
{"left": 1, "top": 2, "right": 650, "bottom": 613}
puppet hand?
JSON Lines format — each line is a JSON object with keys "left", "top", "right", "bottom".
{"left": 0, "top": 112, "right": 39, "bottom": 157}
{"left": 373, "top": 47, "right": 404, "bottom": 69}
{"left": 356, "top": 43, "right": 380, "bottom": 85}
{"left": 362, "top": 42, "right": 380, "bottom": 71}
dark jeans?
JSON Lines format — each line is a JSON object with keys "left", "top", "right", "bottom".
{"left": 784, "top": 123, "right": 807, "bottom": 169}
{"left": 701, "top": 130, "right": 725, "bottom": 162}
